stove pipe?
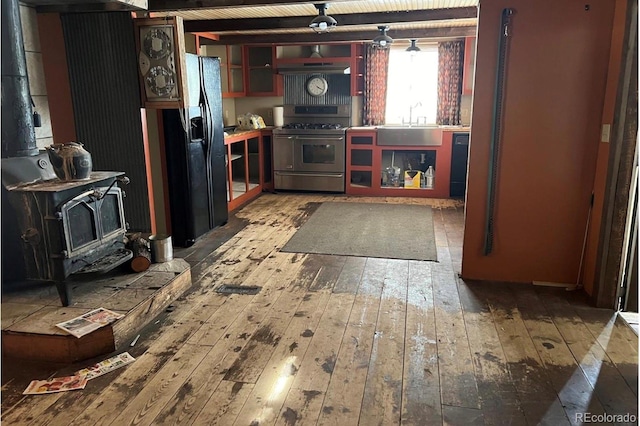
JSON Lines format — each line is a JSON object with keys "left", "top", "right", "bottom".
{"left": 1, "top": 0, "right": 38, "bottom": 158}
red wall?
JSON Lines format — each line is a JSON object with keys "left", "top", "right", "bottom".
{"left": 461, "top": 0, "right": 616, "bottom": 284}
{"left": 37, "top": 13, "right": 76, "bottom": 143}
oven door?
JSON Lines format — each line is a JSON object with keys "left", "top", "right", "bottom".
{"left": 292, "top": 135, "right": 345, "bottom": 173}
{"left": 273, "top": 133, "right": 346, "bottom": 192}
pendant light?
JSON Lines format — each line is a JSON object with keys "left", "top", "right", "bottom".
{"left": 372, "top": 25, "right": 393, "bottom": 49}
{"left": 406, "top": 39, "right": 421, "bottom": 53}
{"left": 309, "top": 3, "right": 337, "bottom": 33}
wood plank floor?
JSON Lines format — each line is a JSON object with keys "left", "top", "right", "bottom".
{"left": 2, "top": 193, "right": 638, "bottom": 426}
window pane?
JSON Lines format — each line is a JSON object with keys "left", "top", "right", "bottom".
{"left": 385, "top": 46, "right": 438, "bottom": 125}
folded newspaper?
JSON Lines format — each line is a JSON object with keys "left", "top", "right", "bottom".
{"left": 56, "top": 308, "right": 124, "bottom": 338}
{"left": 23, "top": 375, "right": 88, "bottom": 395}
{"left": 75, "top": 352, "right": 136, "bottom": 380}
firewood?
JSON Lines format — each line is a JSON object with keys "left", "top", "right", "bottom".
{"left": 126, "top": 233, "right": 151, "bottom": 273}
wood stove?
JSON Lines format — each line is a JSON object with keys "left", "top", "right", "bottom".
{"left": 3, "top": 168, "right": 131, "bottom": 306}
{"left": 0, "top": 0, "right": 132, "bottom": 306}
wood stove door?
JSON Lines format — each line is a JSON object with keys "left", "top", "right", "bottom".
{"left": 61, "top": 186, "right": 126, "bottom": 258}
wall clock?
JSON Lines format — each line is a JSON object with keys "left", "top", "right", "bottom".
{"left": 306, "top": 76, "right": 328, "bottom": 97}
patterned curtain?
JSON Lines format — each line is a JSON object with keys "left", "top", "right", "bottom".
{"left": 436, "top": 41, "right": 464, "bottom": 125}
{"left": 363, "top": 45, "right": 390, "bottom": 126}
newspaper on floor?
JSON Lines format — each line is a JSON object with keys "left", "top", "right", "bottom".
{"left": 55, "top": 307, "right": 124, "bottom": 338}
{"left": 23, "top": 375, "right": 88, "bottom": 395}
{"left": 75, "top": 352, "right": 136, "bottom": 380}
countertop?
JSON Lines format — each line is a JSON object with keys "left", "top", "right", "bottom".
{"left": 348, "top": 125, "right": 471, "bottom": 131}
{"left": 224, "top": 127, "right": 274, "bottom": 141}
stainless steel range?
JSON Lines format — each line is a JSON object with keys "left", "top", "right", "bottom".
{"left": 273, "top": 104, "right": 350, "bottom": 192}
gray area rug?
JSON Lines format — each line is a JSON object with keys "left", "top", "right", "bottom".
{"left": 281, "top": 202, "right": 437, "bottom": 261}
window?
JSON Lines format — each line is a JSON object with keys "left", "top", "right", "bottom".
{"left": 385, "top": 44, "right": 438, "bottom": 125}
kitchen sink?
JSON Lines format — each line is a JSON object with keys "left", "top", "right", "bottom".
{"left": 377, "top": 126, "right": 442, "bottom": 146}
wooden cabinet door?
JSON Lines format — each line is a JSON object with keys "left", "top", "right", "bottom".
{"left": 245, "top": 45, "right": 280, "bottom": 96}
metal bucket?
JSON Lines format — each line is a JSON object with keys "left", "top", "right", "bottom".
{"left": 149, "top": 234, "right": 173, "bottom": 263}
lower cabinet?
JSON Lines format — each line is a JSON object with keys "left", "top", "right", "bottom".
{"left": 225, "top": 130, "right": 272, "bottom": 211}
{"left": 346, "top": 130, "right": 453, "bottom": 199}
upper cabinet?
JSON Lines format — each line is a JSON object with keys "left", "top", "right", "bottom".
{"left": 201, "top": 44, "right": 244, "bottom": 98}
{"left": 462, "top": 36, "right": 476, "bottom": 95}
{"left": 351, "top": 43, "right": 365, "bottom": 96}
{"left": 245, "top": 45, "right": 280, "bottom": 96}
{"left": 164, "top": 41, "right": 365, "bottom": 99}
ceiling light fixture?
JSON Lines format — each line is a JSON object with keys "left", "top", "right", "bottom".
{"left": 309, "top": 3, "right": 337, "bottom": 33}
{"left": 406, "top": 39, "right": 421, "bottom": 53}
{"left": 373, "top": 25, "right": 393, "bottom": 49}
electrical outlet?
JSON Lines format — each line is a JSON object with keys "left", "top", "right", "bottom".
{"left": 267, "top": 109, "right": 273, "bottom": 118}
{"left": 601, "top": 124, "right": 611, "bottom": 143}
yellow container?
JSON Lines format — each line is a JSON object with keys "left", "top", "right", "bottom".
{"left": 404, "top": 170, "right": 423, "bottom": 189}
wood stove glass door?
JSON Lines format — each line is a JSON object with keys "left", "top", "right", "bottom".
{"left": 61, "top": 187, "right": 125, "bottom": 257}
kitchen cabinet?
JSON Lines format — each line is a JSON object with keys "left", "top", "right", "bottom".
{"left": 262, "top": 130, "right": 273, "bottom": 192}
{"left": 200, "top": 44, "right": 244, "bottom": 98}
{"left": 351, "top": 43, "right": 365, "bottom": 96}
{"left": 450, "top": 132, "right": 470, "bottom": 197}
{"left": 244, "top": 45, "right": 280, "bottom": 96}
{"left": 347, "top": 131, "right": 376, "bottom": 192}
{"left": 346, "top": 129, "right": 453, "bottom": 198}
{"left": 225, "top": 129, "right": 273, "bottom": 211}
{"left": 463, "top": 37, "right": 476, "bottom": 95}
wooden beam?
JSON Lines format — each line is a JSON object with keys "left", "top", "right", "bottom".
{"left": 149, "top": 0, "right": 357, "bottom": 12}
{"left": 36, "top": 0, "right": 147, "bottom": 13}
{"left": 206, "top": 26, "right": 476, "bottom": 45}
{"left": 192, "top": 32, "right": 220, "bottom": 41}
{"left": 184, "top": 8, "right": 477, "bottom": 32}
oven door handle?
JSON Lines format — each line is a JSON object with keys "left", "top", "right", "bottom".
{"left": 292, "top": 136, "right": 345, "bottom": 141}
{"left": 275, "top": 171, "right": 344, "bottom": 178}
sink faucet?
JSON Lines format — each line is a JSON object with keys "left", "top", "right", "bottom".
{"left": 404, "top": 101, "right": 422, "bottom": 126}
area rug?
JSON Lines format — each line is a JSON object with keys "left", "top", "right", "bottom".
{"left": 281, "top": 202, "right": 437, "bottom": 261}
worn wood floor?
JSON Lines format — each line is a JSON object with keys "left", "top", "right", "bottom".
{"left": 2, "top": 193, "right": 638, "bottom": 425}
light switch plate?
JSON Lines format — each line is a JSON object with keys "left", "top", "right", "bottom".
{"left": 601, "top": 124, "right": 611, "bottom": 143}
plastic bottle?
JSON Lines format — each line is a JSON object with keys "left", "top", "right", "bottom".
{"left": 425, "top": 166, "right": 434, "bottom": 189}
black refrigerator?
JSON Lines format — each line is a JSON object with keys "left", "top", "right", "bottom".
{"left": 163, "top": 54, "right": 228, "bottom": 247}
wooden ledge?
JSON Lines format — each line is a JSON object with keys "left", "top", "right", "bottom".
{"left": 2, "top": 259, "right": 192, "bottom": 363}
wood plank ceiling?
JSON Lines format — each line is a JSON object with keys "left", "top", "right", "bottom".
{"left": 148, "top": 0, "right": 479, "bottom": 44}
{"left": 25, "top": 0, "right": 478, "bottom": 44}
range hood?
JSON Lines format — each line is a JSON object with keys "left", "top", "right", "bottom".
{"left": 277, "top": 63, "right": 351, "bottom": 75}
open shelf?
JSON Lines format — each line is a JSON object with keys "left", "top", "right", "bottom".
{"left": 346, "top": 129, "right": 454, "bottom": 198}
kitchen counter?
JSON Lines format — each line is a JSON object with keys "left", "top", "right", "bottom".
{"left": 348, "top": 125, "right": 470, "bottom": 131}
{"left": 224, "top": 127, "right": 273, "bottom": 143}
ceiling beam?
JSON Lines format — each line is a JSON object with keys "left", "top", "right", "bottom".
{"left": 205, "top": 26, "right": 476, "bottom": 44}
{"left": 149, "top": 0, "right": 357, "bottom": 12}
{"left": 184, "top": 7, "right": 477, "bottom": 32}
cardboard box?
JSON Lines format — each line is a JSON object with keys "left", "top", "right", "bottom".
{"left": 404, "top": 170, "right": 422, "bottom": 189}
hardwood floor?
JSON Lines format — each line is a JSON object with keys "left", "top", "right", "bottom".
{"left": 2, "top": 193, "right": 638, "bottom": 425}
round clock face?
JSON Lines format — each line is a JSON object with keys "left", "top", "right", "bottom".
{"left": 306, "top": 76, "right": 328, "bottom": 97}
